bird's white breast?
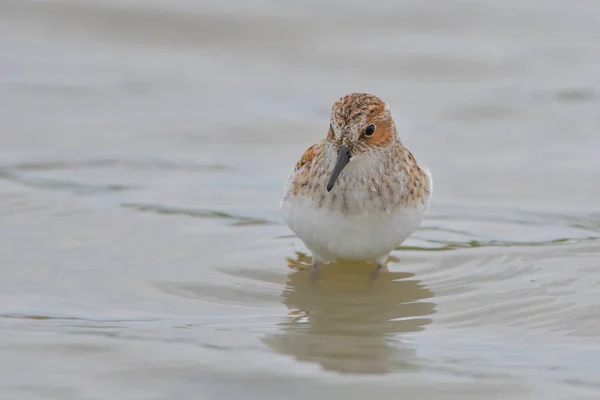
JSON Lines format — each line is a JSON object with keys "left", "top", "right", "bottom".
{"left": 281, "top": 193, "right": 428, "bottom": 262}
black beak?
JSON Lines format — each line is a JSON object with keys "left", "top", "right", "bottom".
{"left": 326, "top": 146, "right": 351, "bottom": 192}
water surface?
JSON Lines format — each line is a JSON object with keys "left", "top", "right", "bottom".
{"left": 2, "top": 1, "right": 600, "bottom": 399}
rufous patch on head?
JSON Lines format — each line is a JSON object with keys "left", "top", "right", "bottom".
{"left": 364, "top": 119, "right": 395, "bottom": 147}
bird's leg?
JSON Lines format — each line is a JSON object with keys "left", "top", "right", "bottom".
{"left": 310, "top": 256, "right": 322, "bottom": 282}
{"left": 370, "top": 255, "right": 388, "bottom": 280}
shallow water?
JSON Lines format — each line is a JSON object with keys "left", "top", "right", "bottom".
{"left": 2, "top": 0, "right": 600, "bottom": 399}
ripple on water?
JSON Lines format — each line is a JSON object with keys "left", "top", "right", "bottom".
{"left": 155, "top": 281, "right": 282, "bottom": 307}
{"left": 0, "top": 169, "right": 135, "bottom": 194}
{"left": 0, "top": 156, "right": 231, "bottom": 196}
{"left": 415, "top": 242, "right": 600, "bottom": 338}
{"left": 121, "top": 202, "right": 272, "bottom": 226}
{"left": 402, "top": 203, "right": 600, "bottom": 252}
{"left": 6, "top": 157, "right": 229, "bottom": 172}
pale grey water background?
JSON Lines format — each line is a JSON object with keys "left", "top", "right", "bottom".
{"left": 2, "top": 1, "right": 600, "bottom": 399}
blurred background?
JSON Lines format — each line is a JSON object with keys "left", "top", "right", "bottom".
{"left": 1, "top": 1, "right": 600, "bottom": 399}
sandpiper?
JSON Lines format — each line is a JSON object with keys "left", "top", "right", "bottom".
{"left": 281, "top": 93, "right": 432, "bottom": 274}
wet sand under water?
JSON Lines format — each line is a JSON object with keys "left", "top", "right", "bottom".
{"left": 2, "top": 1, "right": 600, "bottom": 399}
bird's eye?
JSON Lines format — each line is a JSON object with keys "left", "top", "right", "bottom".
{"left": 364, "top": 124, "right": 376, "bottom": 137}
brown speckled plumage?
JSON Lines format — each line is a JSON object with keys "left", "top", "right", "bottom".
{"left": 284, "top": 93, "right": 431, "bottom": 216}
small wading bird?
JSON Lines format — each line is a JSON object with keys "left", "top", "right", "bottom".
{"left": 281, "top": 93, "right": 432, "bottom": 276}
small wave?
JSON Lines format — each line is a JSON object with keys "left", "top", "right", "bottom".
{"left": 121, "top": 202, "right": 271, "bottom": 226}
{"left": 0, "top": 313, "right": 157, "bottom": 323}
{"left": 6, "top": 157, "right": 229, "bottom": 172}
{"left": 402, "top": 203, "right": 600, "bottom": 252}
{"left": 0, "top": 170, "right": 135, "bottom": 194}
{"left": 398, "top": 236, "right": 600, "bottom": 252}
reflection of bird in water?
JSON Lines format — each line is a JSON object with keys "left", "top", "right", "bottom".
{"left": 262, "top": 253, "right": 436, "bottom": 374}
